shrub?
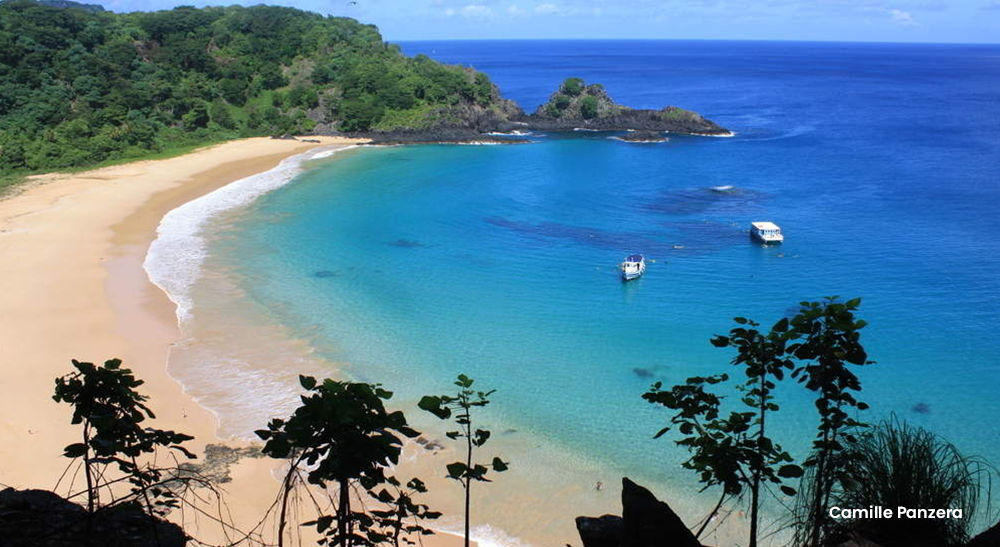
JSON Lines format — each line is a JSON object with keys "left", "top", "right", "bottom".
{"left": 795, "top": 416, "right": 998, "bottom": 547}
{"left": 580, "top": 96, "right": 599, "bottom": 119}
{"left": 561, "top": 77, "right": 584, "bottom": 96}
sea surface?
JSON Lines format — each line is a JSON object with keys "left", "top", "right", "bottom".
{"left": 148, "top": 40, "right": 1000, "bottom": 546}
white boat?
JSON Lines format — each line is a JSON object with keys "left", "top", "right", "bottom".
{"left": 620, "top": 254, "right": 646, "bottom": 280}
{"left": 750, "top": 221, "right": 784, "bottom": 244}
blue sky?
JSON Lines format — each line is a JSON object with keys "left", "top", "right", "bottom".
{"left": 97, "top": 0, "right": 1000, "bottom": 43}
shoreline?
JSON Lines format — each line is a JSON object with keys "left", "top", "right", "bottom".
{"left": 0, "top": 134, "right": 740, "bottom": 547}
{"left": 0, "top": 136, "right": 403, "bottom": 545}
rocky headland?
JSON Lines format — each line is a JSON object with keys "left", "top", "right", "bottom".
{"left": 346, "top": 77, "right": 731, "bottom": 144}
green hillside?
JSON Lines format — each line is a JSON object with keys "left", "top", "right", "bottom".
{"left": 0, "top": 1, "right": 512, "bottom": 176}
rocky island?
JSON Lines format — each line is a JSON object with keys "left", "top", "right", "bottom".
{"left": 520, "top": 77, "right": 730, "bottom": 136}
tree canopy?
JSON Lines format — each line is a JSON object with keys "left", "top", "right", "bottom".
{"left": 0, "top": 1, "right": 502, "bottom": 176}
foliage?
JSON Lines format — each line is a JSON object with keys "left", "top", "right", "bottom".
{"left": 553, "top": 94, "right": 571, "bottom": 111}
{"left": 561, "top": 77, "right": 584, "bottom": 96}
{"left": 419, "top": 374, "right": 509, "bottom": 547}
{"left": 795, "top": 416, "right": 997, "bottom": 547}
{"left": 0, "top": 1, "right": 501, "bottom": 177}
{"left": 363, "top": 476, "right": 442, "bottom": 547}
{"left": 580, "top": 96, "right": 599, "bottom": 119}
{"left": 52, "top": 358, "right": 196, "bottom": 516}
{"left": 644, "top": 315, "right": 801, "bottom": 544}
{"left": 709, "top": 316, "right": 801, "bottom": 547}
{"left": 786, "top": 297, "right": 873, "bottom": 546}
{"left": 660, "top": 106, "right": 698, "bottom": 121}
{"left": 255, "top": 375, "right": 424, "bottom": 547}
{"left": 544, "top": 101, "right": 563, "bottom": 118}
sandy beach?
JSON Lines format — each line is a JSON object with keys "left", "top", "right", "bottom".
{"left": 0, "top": 136, "right": 454, "bottom": 545}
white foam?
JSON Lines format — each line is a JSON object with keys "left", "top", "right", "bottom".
{"left": 608, "top": 136, "right": 668, "bottom": 144}
{"left": 433, "top": 524, "right": 534, "bottom": 547}
{"left": 486, "top": 130, "right": 533, "bottom": 136}
{"left": 144, "top": 145, "right": 356, "bottom": 324}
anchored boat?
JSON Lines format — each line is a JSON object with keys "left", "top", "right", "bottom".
{"left": 750, "top": 221, "right": 784, "bottom": 244}
{"left": 620, "top": 254, "right": 646, "bottom": 280}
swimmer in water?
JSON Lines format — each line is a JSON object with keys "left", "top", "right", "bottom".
{"left": 595, "top": 481, "right": 603, "bottom": 491}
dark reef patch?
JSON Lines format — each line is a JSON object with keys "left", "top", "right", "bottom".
{"left": 313, "top": 270, "right": 338, "bottom": 278}
{"left": 642, "top": 186, "right": 767, "bottom": 217}
{"left": 912, "top": 402, "right": 931, "bottom": 414}
{"left": 484, "top": 216, "right": 678, "bottom": 256}
{"left": 389, "top": 238, "right": 428, "bottom": 248}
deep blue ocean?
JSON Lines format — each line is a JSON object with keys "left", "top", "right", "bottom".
{"left": 199, "top": 41, "right": 1000, "bottom": 544}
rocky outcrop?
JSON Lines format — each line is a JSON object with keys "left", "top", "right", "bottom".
{"left": 576, "top": 515, "right": 624, "bottom": 547}
{"left": 0, "top": 488, "right": 186, "bottom": 547}
{"left": 968, "top": 520, "right": 1000, "bottom": 547}
{"left": 616, "top": 130, "right": 669, "bottom": 143}
{"left": 329, "top": 77, "right": 730, "bottom": 143}
{"left": 523, "top": 78, "right": 730, "bottom": 136}
{"left": 622, "top": 478, "right": 702, "bottom": 547}
{"left": 575, "top": 478, "right": 703, "bottom": 547}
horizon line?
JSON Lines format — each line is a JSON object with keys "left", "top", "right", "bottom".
{"left": 388, "top": 37, "right": 1000, "bottom": 47}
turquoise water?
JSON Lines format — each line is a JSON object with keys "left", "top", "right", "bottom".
{"left": 192, "top": 41, "right": 1000, "bottom": 543}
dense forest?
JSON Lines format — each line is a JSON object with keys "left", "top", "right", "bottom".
{"left": 0, "top": 0, "right": 513, "bottom": 175}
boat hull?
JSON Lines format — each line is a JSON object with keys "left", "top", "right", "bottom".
{"left": 750, "top": 232, "right": 783, "bottom": 244}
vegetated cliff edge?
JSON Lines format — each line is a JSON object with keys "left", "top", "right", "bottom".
{"left": 0, "top": 1, "right": 730, "bottom": 176}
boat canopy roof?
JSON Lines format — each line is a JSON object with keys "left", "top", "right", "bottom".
{"left": 625, "top": 254, "right": 644, "bottom": 262}
{"left": 751, "top": 221, "right": 781, "bottom": 231}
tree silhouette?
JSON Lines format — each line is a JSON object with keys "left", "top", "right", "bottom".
{"left": 419, "top": 374, "right": 509, "bottom": 547}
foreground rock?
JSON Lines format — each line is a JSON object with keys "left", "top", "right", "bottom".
{"left": 622, "top": 478, "right": 702, "bottom": 547}
{"left": 576, "top": 515, "right": 624, "bottom": 547}
{"left": 575, "top": 478, "right": 702, "bottom": 547}
{"left": 0, "top": 488, "right": 186, "bottom": 547}
{"left": 968, "top": 520, "right": 1000, "bottom": 547}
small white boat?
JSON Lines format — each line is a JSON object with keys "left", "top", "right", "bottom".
{"left": 750, "top": 221, "right": 784, "bottom": 244}
{"left": 620, "top": 254, "right": 646, "bottom": 280}
{"left": 710, "top": 185, "right": 735, "bottom": 193}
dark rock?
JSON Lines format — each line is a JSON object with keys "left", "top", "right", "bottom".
{"left": 617, "top": 131, "right": 669, "bottom": 143}
{"left": 632, "top": 368, "right": 654, "bottom": 378}
{"left": 835, "top": 539, "right": 885, "bottom": 547}
{"left": 313, "top": 270, "right": 337, "bottom": 278}
{"left": 968, "top": 520, "right": 1000, "bottom": 547}
{"left": 388, "top": 238, "right": 427, "bottom": 249}
{"left": 178, "top": 442, "right": 265, "bottom": 484}
{"left": 912, "top": 402, "right": 931, "bottom": 414}
{"left": 360, "top": 127, "right": 526, "bottom": 146}
{"left": 621, "top": 477, "right": 701, "bottom": 547}
{"left": 576, "top": 515, "right": 624, "bottom": 547}
{"left": 0, "top": 487, "right": 186, "bottom": 547}
{"left": 526, "top": 79, "right": 730, "bottom": 136}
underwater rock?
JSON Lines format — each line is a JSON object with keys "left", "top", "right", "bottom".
{"left": 632, "top": 368, "right": 654, "bottom": 379}
{"left": 389, "top": 239, "right": 427, "bottom": 248}
{"left": 912, "top": 402, "right": 931, "bottom": 414}
{"left": 313, "top": 270, "right": 337, "bottom": 278}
